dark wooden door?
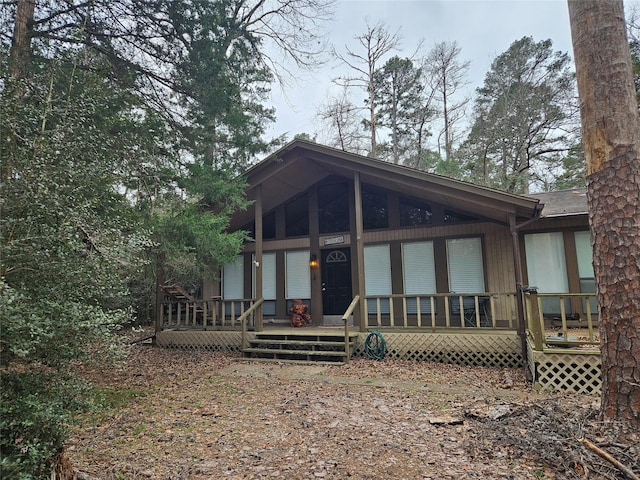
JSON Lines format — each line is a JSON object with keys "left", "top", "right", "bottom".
{"left": 321, "top": 248, "right": 352, "bottom": 315}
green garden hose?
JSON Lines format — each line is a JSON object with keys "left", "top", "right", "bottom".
{"left": 364, "top": 330, "right": 386, "bottom": 360}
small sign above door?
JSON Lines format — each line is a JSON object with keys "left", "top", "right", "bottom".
{"left": 324, "top": 235, "right": 345, "bottom": 246}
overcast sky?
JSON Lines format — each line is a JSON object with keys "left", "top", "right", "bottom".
{"left": 264, "top": 0, "right": 631, "bottom": 145}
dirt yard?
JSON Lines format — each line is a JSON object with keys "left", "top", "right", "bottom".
{"left": 66, "top": 336, "right": 638, "bottom": 480}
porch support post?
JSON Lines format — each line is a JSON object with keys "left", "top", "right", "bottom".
{"left": 509, "top": 213, "right": 529, "bottom": 374}
{"left": 255, "top": 184, "right": 264, "bottom": 331}
{"left": 308, "top": 189, "right": 322, "bottom": 325}
{"left": 155, "top": 260, "right": 166, "bottom": 340}
{"left": 353, "top": 172, "right": 366, "bottom": 332}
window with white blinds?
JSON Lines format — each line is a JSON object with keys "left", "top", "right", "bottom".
{"left": 524, "top": 232, "right": 569, "bottom": 314}
{"left": 402, "top": 241, "right": 437, "bottom": 314}
{"left": 285, "top": 250, "right": 310, "bottom": 299}
{"left": 574, "top": 230, "right": 596, "bottom": 313}
{"left": 446, "top": 237, "right": 485, "bottom": 293}
{"left": 252, "top": 252, "right": 277, "bottom": 315}
{"left": 252, "top": 252, "right": 276, "bottom": 299}
{"left": 574, "top": 231, "right": 594, "bottom": 283}
{"left": 364, "top": 244, "right": 391, "bottom": 313}
{"left": 402, "top": 242, "right": 436, "bottom": 294}
{"left": 222, "top": 256, "right": 244, "bottom": 299}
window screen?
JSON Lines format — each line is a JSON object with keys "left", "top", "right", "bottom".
{"left": 362, "top": 185, "right": 389, "bottom": 230}
{"left": 285, "top": 194, "right": 309, "bottom": 237}
{"left": 399, "top": 197, "right": 432, "bottom": 226}
{"left": 319, "top": 183, "right": 350, "bottom": 233}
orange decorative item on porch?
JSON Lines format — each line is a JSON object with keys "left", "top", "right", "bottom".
{"left": 289, "top": 299, "right": 311, "bottom": 327}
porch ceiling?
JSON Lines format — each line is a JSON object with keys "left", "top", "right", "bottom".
{"left": 230, "top": 140, "right": 541, "bottom": 229}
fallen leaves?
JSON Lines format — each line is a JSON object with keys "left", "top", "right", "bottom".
{"left": 65, "top": 338, "right": 637, "bottom": 480}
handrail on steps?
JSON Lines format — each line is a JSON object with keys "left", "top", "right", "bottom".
{"left": 342, "top": 295, "right": 360, "bottom": 364}
{"left": 240, "top": 298, "right": 264, "bottom": 351}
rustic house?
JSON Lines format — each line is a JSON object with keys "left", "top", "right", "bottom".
{"left": 155, "top": 140, "right": 600, "bottom": 393}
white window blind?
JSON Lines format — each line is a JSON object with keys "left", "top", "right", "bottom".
{"left": 574, "top": 231, "right": 597, "bottom": 313}
{"left": 364, "top": 244, "right": 391, "bottom": 314}
{"left": 524, "top": 233, "right": 568, "bottom": 293}
{"left": 402, "top": 242, "right": 436, "bottom": 294}
{"left": 252, "top": 252, "right": 276, "bottom": 300}
{"left": 574, "top": 231, "right": 594, "bottom": 279}
{"left": 525, "top": 232, "right": 569, "bottom": 314}
{"left": 402, "top": 241, "right": 436, "bottom": 314}
{"left": 364, "top": 244, "right": 392, "bottom": 295}
{"left": 285, "top": 250, "right": 310, "bottom": 299}
{"left": 223, "top": 256, "right": 244, "bottom": 299}
{"left": 447, "top": 237, "right": 485, "bottom": 293}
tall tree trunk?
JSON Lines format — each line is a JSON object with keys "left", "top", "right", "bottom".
{"left": 9, "top": 0, "right": 36, "bottom": 79}
{"left": 568, "top": 0, "right": 640, "bottom": 429}
{"left": 368, "top": 83, "right": 377, "bottom": 155}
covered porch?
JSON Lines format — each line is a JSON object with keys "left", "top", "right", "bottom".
{"left": 155, "top": 289, "right": 602, "bottom": 393}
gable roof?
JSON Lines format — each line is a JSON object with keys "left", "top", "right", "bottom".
{"left": 230, "top": 140, "right": 542, "bottom": 229}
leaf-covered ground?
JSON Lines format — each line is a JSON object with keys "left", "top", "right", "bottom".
{"left": 67, "top": 334, "right": 638, "bottom": 480}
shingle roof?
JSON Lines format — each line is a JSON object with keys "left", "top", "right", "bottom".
{"left": 529, "top": 188, "right": 588, "bottom": 217}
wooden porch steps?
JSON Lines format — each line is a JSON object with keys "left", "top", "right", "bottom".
{"left": 242, "top": 330, "right": 359, "bottom": 364}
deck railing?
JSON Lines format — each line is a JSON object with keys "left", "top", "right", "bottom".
{"left": 363, "top": 292, "right": 518, "bottom": 330}
{"left": 159, "top": 297, "right": 262, "bottom": 330}
{"left": 342, "top": 295, "right": 360, "bottom": 363}
{"left": 240, "top": 298, "right": 264, "bottom": 351}
{"left": 524, "top": 292, "right": 599, "bottom": 352}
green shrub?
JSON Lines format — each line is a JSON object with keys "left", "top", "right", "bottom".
{"left": 0, "top": 371, "right": 87, "bottom": 479}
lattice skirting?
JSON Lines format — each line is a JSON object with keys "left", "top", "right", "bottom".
{"left": 353, "top": 331, "right": 522, "bottom": 368}
{"left": 155, "top": 330, "right": 521, "bottom": 368}
{"left": 527, "top": 340, "right": 601, "bottom": 394}
{"left": 156, "top": 330, "right": 253, "bottom": 352}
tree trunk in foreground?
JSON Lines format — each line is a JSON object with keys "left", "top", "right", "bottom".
{"left": 568, "top": 0, "right": 640, "bottom": 429}
{"left": 9, "top": 0, "right": 36, "bottom": 79}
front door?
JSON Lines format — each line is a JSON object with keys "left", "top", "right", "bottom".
{"left": 321, "top": 248, "right": 352, "bottom": 316}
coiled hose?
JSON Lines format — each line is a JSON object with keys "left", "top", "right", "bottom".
{"left": 364, "top": 330, "right": 386, "bottom": 360}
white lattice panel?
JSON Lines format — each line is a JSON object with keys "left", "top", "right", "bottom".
{"left": 156, "top": 331, "right": 249, "bottom": 352}
{"left": 530, "top": 348, "right": 601, "bottom": 394}
{"left": 353, "top": 332, "right": 521, "bottom": 368}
